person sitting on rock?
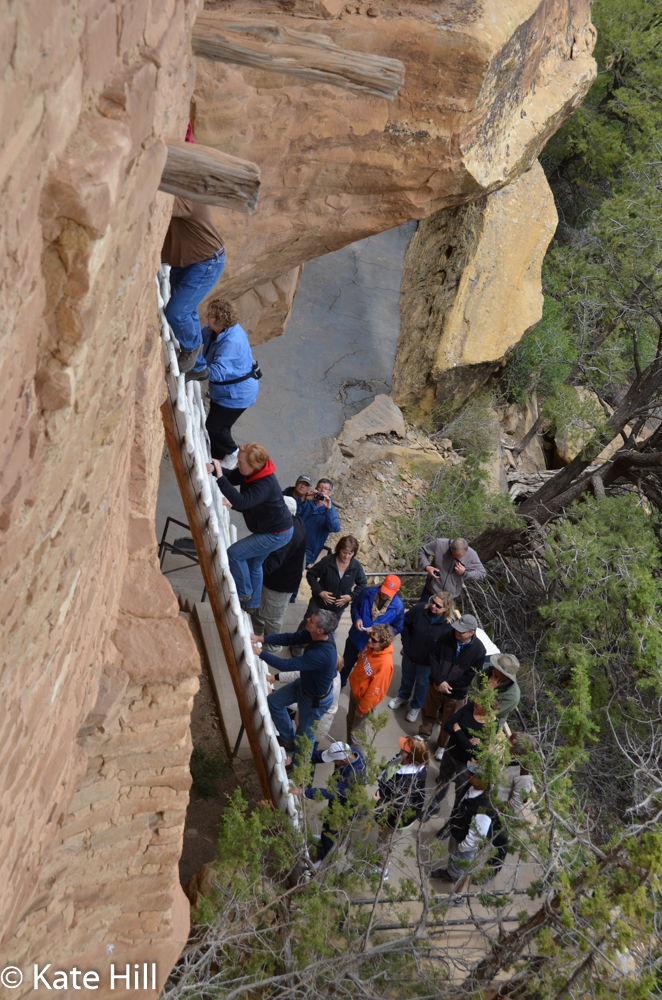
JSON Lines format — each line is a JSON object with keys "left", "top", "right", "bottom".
{"left": 208, "top": 443, "right": 292, "bottom": 613}
{"left": 199, "top": 298, "right": 260, "bottom": 466}
{"left": 300, "top": 479, "right": 341, "bottom": 566}
{"left": 346, "top": 623, "right": 395, "bottom": 744}
{"left": 251, "top": 609, "right": 339, "bottom": 754}
{"left": 418, "top": 537, "right": 486, "bottom": 602}
{"left": 340, "top": 575, "right": 405, "bottom": 686}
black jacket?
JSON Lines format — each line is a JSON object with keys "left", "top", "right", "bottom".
{"left": 443, "top": 702, "right": 486, "bottom": 764}
{"left": 450, "top": 788, "right": 500, "bottom": 846}
{"left": 429, "top": 631, "right": 485, "bottom": 698}
{"left": 401, "top": 603, "right": 454, "bottom": 665}
{"left": 307, "top": 553, "right": 368, "bottom": 604}
{"left": 262, "top": 515, "right": 306, "bottom": 592}
{"left": 216, "top": 462, "right": 292, "bottom": 535}
{"left": 377, "top": 758, "right": 428, "bottom": 828}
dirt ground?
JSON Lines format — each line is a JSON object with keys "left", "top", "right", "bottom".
{"left": 178, "top": 613, "right": 262, "bottom": 887}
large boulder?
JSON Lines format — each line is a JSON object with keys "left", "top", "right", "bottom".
{"left": 193, "top": 0, "right": 595, "bottom": 319}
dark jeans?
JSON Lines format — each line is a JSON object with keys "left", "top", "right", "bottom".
{"left": 165, "top": 252, "right": 225, "bottom": 354}
{"left": 206, "top": 401, "right": 246, "bottom": 461}
{"left": 340, "top": 638, "right": 361, "bottom": 686}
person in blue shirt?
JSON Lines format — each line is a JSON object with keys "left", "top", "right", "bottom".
{"left": 196, "top": 298, "right": 259, "bottom": 465}
{"left": 340, "top": 575, "right": 405, "bottom": 686}
{"left": 252, "top": 609, "right": 339, "bottom": 754}
{"left": 291, "top": 741, "right": 366, "bottom": 861}
{"left": 299, "top": 478, "right": 341, "bottom": 566}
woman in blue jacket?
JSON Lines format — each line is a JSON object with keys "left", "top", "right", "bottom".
{"left": 340, "top": 575, "right": 405, "bottom": 686}
{"left": 199, "top": 298, "right": 259, "bottom": 466}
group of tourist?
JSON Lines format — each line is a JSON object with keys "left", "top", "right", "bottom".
{"left": 161, "top": 141, "right": 531, "bottom": 892}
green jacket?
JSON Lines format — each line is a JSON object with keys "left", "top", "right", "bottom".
{"left": 470, "top": 674, "right": 521, "bottom": 729}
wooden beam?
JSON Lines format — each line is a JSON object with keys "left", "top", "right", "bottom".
{"left": 192, "top": 14, "right": 405, "bottom": 100}
{"left": 160, "top": 396, "right": 275, "bottom": 805}
{"left": 159, "top": 139, "right": 260, "bottom": 214}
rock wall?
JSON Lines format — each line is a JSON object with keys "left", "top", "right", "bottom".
{"left": 0, "top": 0, "right": 201, "bottom": 992}
{"left": 393, "top": 162, "right": 558, "bottom": 413}
{"left": 193, "top": 0, "right": 595, "bottom": 323}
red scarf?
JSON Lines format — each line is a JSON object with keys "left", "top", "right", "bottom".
{"left": 245, "top": 459, "right": 275, "bottom": 482}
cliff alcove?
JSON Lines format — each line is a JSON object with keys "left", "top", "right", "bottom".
{"left": 0, "top": 0, "right": 596, "bottom": 994}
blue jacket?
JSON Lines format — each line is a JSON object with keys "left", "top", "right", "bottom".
{"left": 300, "top": 499, "right": 341, "bottom": 563}
{"left": 202, "top": 322, "right": 260, "bottom": 408}
{"left": 260, "top": 629, "right": 337, "bottom": 697}
{"left": 347, "top": 585, "right": 405, "bottom": 652}
{"left": 304, "top": 746, "right": 366, "bottom": 803}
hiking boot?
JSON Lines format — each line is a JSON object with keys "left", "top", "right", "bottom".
{"left": 185, "top": 367, "right": 209, "bottom": 382}
{"left": 177, "top": 345, "right": 202, "bottom": 373}
{"left": 389, "top": 696, "right": 406, "bottom": 710}
{"left": 406, "top": 706, "right": 421, "bottom": 723}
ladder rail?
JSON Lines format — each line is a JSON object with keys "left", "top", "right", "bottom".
{"left": 156, "top": 267, "right": 298, "bottom": 822}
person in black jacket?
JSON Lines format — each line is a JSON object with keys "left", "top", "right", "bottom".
{"left": 252, "top": 498, "right": 306, "bottom": 650}
{"left": 208, "top": 443, "right": 292, "bottom": 612}
{"left": 417, "top": 614, "right": 485, "bottom": 761}
{"left": 431, "top": 768, "right": 504, "bottom": 891}
{"left": 373, "top": 736, "right": 430, "bottom": 880}
{"left": 425, "top": 700, "right": 493, "bottom": 817}
{"left": 300, "top": 535, "right": 367, "bottom": 626}
{"left": 388, "top": 592, "right": 455, "bottom": 724}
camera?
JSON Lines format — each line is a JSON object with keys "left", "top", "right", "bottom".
{"left": 314, "top": 492, "right": 326, "bottom": 501}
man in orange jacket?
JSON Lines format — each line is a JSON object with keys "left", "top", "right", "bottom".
{"left": 346, "top": 623, "right": 395, "bottom": 744}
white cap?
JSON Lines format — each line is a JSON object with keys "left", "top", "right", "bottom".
{"left": 321, "top": 741, "right": 353, "bottom": 763}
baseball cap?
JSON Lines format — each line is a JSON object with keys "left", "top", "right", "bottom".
{"left": 380, "top": 574, "right": 401, "bottom": 596}
{"left": 283, "top": 495, "right": 297, "bottom": 516}
{"left": 295, "top": 474, "right": 312, "bottom": 485}
{"left": 489, "top": 652, "right": 520, "bottom": 684}
{"left": 454, "top": 614, "right": 478, "bottom": 633}
{"left": 321, "top": 741, "right": 354, "bottom": 763}
{"left": 466, "top": 761, "right": 479, "bottom": 774}
{"left": 398, "top": 736, "right": 415, "bottom": 752}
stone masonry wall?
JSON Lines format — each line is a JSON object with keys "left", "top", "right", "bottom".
{"left": 0, "top": 0, "right": 201, "bottom": 993}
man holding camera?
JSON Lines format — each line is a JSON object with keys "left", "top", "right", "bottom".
{"left": 300, "top": 478, "right": 341, "bottom": 567}
{"left": 418, "top": 537, "right": 486, "bottom": 602}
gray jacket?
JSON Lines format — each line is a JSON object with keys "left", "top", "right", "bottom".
{"left": 418, "top": 537, "right": 486, "bottom": 598}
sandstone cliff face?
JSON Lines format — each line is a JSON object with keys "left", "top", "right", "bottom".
{"left": 0, "top": 0, "right": 200, "bottom": 989}
{"left": 193, "top": 0, "right": 595, "bottom": 319}
{"left": 393, "top": 161, "right": 558, "bottom": 413}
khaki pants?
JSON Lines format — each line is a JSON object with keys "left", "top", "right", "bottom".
{"left": 418, "top": 685, "right": 467, "bottom": 750}
{"left": 252, "top": 586, "right": 291, "bottom": 651}
{"left": 346, "top": 691, "right": 368, "bottom": 745}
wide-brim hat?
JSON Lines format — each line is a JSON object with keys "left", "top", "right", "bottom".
{"left": 489, "top": 652, "right": 520, "bottom": 684}
{"left": 321, "top": 741, "right": 353, "bottom": 763}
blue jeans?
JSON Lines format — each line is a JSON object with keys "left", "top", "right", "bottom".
{"left": 267, "top": 679, "right": 334, "bottom": 746}
{"left": 398, "top": 653, "right": 430, "bottom": 711}
{"left": 165, "top": 252, "right": 225, "bottom": 361}
{"left": 227, "top": 526, "right": 293, "bottom": 606}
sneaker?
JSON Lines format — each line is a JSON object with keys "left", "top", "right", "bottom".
{"left": 434, "top": 746, "right": 445, "bottom": 761}
{"left": 223, "top": 448, "right": 239, "bottom": 470}
{"left": 406, "top": 706, "right": 421, "bottom": 723}
{"left": 389, "top": 696, "right": 406, "bottom": 710}
{"left": 177, "top": 345, "right": 202, "bottom": 373}
{"left": 185, "top": 367, "right": 209, "bottom": 382}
